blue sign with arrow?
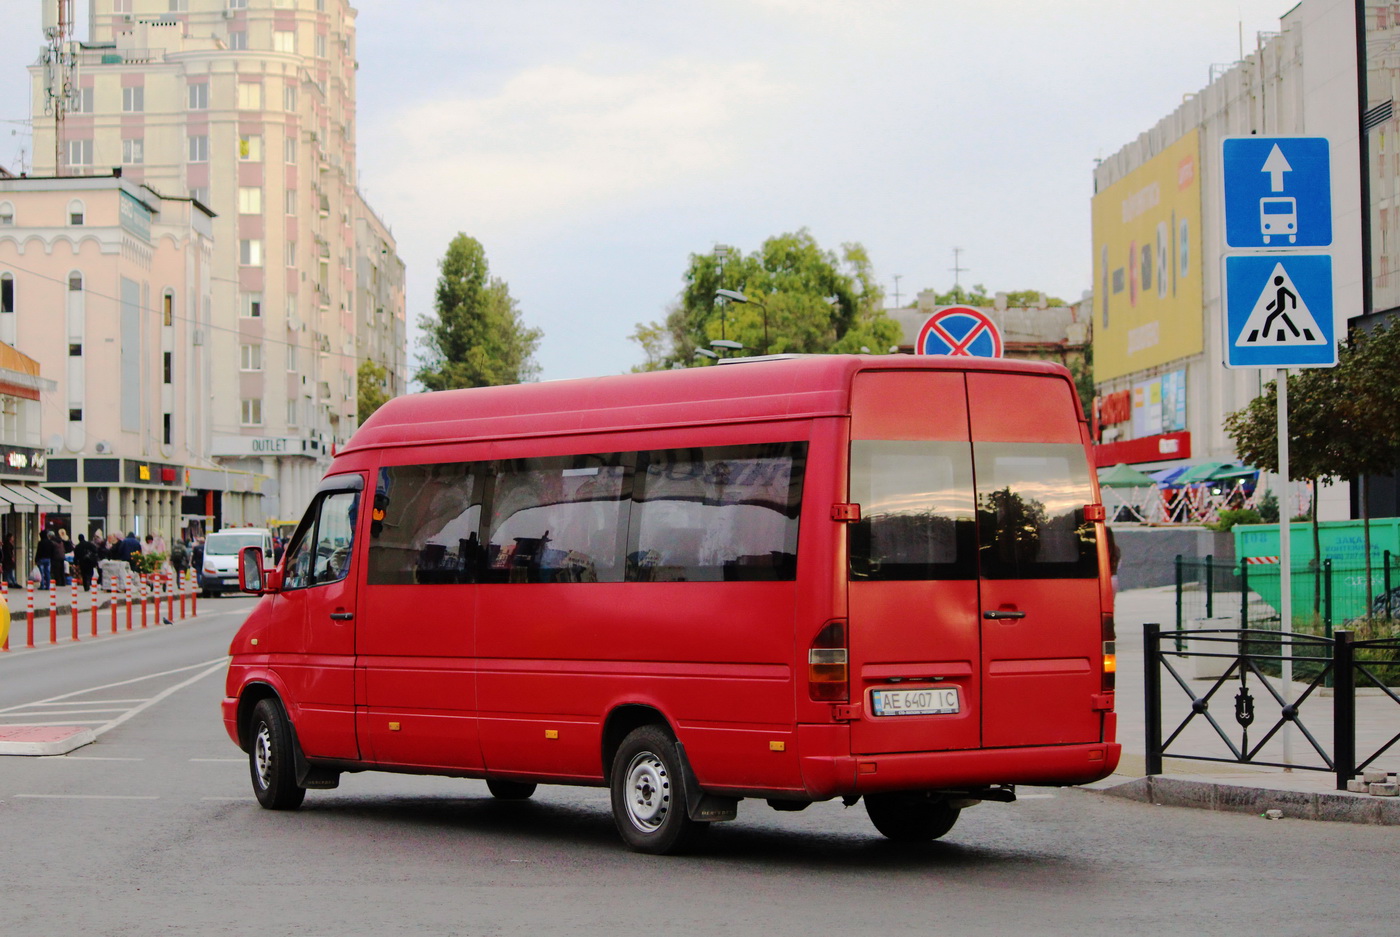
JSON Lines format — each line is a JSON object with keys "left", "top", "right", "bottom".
{"left": 1222, "top": 137, "right": 1332, "bottom": 250}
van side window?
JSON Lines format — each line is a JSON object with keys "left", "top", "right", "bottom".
{"left": 848, "top": 440, "right": 976, "bottom": 580}
{"left": 629, "top": 443, "right": 804, "bottom": 582}
{"left": 485, "top": 453, "right": 630, "bottom": 584}
{"left": 282, "top": 490, "right": 360, "bottom": 590}
{"left": 973, "top": 442, "right": 1098, "bottom": 579}
{"left": 367, "top": 463, "right": 482, "bottom": 584}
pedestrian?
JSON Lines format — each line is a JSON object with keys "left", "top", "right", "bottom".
{"left": 170, "top": 535, "right": 189, "bottom": 578}
{"left": 1, "top": 532, "right": 16, "bottom": 587}
{"left": 33, "top": 531, "right": 55, "bottom": 591}
{"left": 122, "top": 531, "right": 142, "bottom": 570}
{"left": 56, "top": 528, "right": 74, "bottom": 586}
{"left": 74, "top": 534, "right": 98, "bottom": 591}
{"left": 106, "top": 533, "right": 125, "bottom": 564}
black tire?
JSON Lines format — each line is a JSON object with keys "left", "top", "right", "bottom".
{"left": 609, "top": 725, "right": 708, "bottom": 854}
{"left": 864, "top": 791, "right": 960, "bottom": 842}
{"left": 486, "top": 778, "right": 537, "bottom": 800}
{"left": 248, "top": 698, "right": 306, "bottom": 810}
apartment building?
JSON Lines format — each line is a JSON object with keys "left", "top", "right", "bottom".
{"left": 25, "top": 0, "right": 407, "bottom": 528}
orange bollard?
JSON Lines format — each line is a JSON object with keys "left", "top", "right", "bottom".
{"left": 48, "top": 582, "right": 56, "bottom": 644}
{"left": 110, "top": 575, "right": 118, "bottom": 634}
{"left": 179, "top": 569, "right": 187, "bottom": 620}
{"left": 167, "top": 572, "right": 175, "bottom": 621}
{"left": 70, "top": 579, "right": 78, "bottom": 641}
{"left": 25, "top": 580, "right": 33, "bottom": 648}
{"left": 1, "top": 579, "right": 8, "bottom": 652}
{"left": 90, "top": 580, "right": 98, "bottom": 638}
{"left": 125, "top": 576, "right": 133, "bottom": 631}
{"left": 190, "top": 570, "right": 198, "bottom": 617}
{"left": 139, "top": 575, "right": 148, "bottom": 629}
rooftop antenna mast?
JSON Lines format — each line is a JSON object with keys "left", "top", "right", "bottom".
{"left": 891, "top": 274, "right": 902, "bottom": 307}
{"left": 41, "top": 0, "right": 79, "bottom": 177}
{"left": 949, "top": 247, "right": 969, "bottom": 293}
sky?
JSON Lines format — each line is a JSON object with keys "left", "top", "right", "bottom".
{"left": 0, "top": 0, "right": 1298, "bottom": 383}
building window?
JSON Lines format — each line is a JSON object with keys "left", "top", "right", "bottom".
{"left": 229, "top": 31, "right": 247, "bottom": 51}
{"left": 66, "top": 139, "right": 92, "bottom": 168}
{"left": 2, "top": 274, "right": 15, "bottom": 313}
{"left": 74, "top": 87, "right": 93, "bottom": 114}
{"left": 274, "top": 31, "right": 296, "bottom": 54}
{"left": 122, "top": 138, "right": 144, "bottom": 165}
{"left": 237, "top": 82, "right": 263, "bottom": 110}
{"left": 284, "top": 188, "right": 296, "bottom": 214}
{"left": 286, "top": 398, "right": 297, "bottom": 425}
{"left": 286, "top": 343, "right": 297, "bottom": 371}
{"left": 187, "top": 133, "right": 208, "bottom": 162}
{"left": 315, "top": 33, "right": 326, "bottom": 57}
{"left": 190, "top": 186, "right": 209, "bottom": 206}
{"left": 242, "top": 293, "right": 262, "bottom": 318}
{"left": 240, "top": 343, "right": 263, "bottom": 371}
{"left": 163, "top": 292, "right": 174, "bottom": 326}
{"left": 0, "top": 202, "right": 14, "bottom": 225}
{"left": 163, "top": 351, "right": 173, "bottom": 383}
{"left": 68, "top": 200, "right": 85, "bottom": 226}
{"left": 230, "top": 0, "right": 248, "bottom": 8}
{"left": 284, "top": 137, "right": 296, "bottom": 164}
{"left": 122, "top": 86, "right": 144, "bottom": 112}
{"left": 68, "top": 272, "right": 83, "bottom": 291}
{"left": 187, "top": 82, "right": 207, "bottom": 110}
{"left": 241, "top": 398, "right": 263, "bottom": 426}
{"left": 283, "top": 84, "right": 297, "bottom": 111}
{"left": 68, "top": 408, "right": 82, "bottom": 422}
{"left": 285, "top": 240, "right": 297, "bottom": 266}
{"left": 69, "top": 343, "right": 82, "bottom": 356}
{"left": 238, "top": 187, "right": 262, "bottom": 214}
{"left": 163, "top": 413, "right": 173, "bottom": 445}
{"left": 238, "top": 134, "right": 262, "bottom": 162}
{"left": 239, "top": 239, "right": 263, "bottom": 267}
{"left": 169, "top": 0, "right": 188, "bottom": 12}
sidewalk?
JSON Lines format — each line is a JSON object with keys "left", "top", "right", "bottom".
{"left": 1093, "top": 584, "right": 1400, "bottom": 824}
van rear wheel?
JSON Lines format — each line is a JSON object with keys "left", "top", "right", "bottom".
{"left": 248, "top": 698, "right": 306, "bottom": 810}
{"left": 486, "top": 779, "right": 537, "bottom": 800}
{"left": 864, "top": 791, "right": 960, "bottom": 842}
{"left": 609, "top": 725, "right": 708, "bottom": 854}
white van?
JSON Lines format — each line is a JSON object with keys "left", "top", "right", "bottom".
{"left": 200, "top": 528, "right": 274, "bottom": 596}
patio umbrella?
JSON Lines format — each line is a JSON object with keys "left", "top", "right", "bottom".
{"left": 1149, "top": 466, "right": 1190, "bottom": 487}
{"left": 1175, "top": 461, "right": 1240, "bottom": 484}
{"left": 1098, "top": 463, "right": 1155, "bottom": 488}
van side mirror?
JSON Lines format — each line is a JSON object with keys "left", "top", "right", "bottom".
{"left": 239, "top": 546, "right": 268, "bottom": 594}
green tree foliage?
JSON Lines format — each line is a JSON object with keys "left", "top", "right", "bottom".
{"left": 631, "top": 229, "right": 900, "bottom": 370}
{"left": 357, "top": 358, "right": 390, "bottom": 424}
{"left": 416, "top": 234, "right": 542, "bottom": 390}
{"left": 1224, "top": 322, "right": 1400, "bottom": 610}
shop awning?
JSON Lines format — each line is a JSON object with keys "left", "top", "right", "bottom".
{"left": 29, "top": 485, "right": 72, "bottom": 508}
{"left": 0, "top": 484, "right": 72, "bottom": 510}
{"left": 0, "top": 486, "right": 33, "bottom": 513}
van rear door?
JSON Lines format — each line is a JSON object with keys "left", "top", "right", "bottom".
{"left": 967, "top": 372, "right": 1102, "bottom": 748}
{"left": 846, "top": 369, "right": 1103, "bottom": 755}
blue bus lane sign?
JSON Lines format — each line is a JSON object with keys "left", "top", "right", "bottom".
{"left": 1222, "top": 254, "right": 1336, "bottom": 368}
{"left": 1222, "top": 137, "right": 1332, "bottom": 250}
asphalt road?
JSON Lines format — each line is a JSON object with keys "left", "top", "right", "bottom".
{"left": 1, "top": 598, "right": 1398, "bottom": 937}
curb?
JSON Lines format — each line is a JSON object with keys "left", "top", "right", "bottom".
{"left": 1098, "top": 774, "right": 1400, "bottom": 825}
{"left": 0, "top": 725, "right": 96, "bottom": 756}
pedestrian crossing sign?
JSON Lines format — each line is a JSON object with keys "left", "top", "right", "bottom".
{"left": 1223, "top": 254, "right": 1336, "bottom": 368}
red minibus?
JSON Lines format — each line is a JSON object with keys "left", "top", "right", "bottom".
{"left": 223, "top": 354, "right": 1119, "bottom": 853}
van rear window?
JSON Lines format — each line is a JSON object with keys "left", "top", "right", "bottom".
{"left": 974, "top": 443, "right": 1098, "bottom": 579}
{"left": 848, "top": 441, "right": 976, "bottom": 580}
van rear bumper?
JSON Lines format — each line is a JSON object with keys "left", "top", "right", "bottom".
{"left": 797, "top": 723, "right": 1121, "bottom": 799}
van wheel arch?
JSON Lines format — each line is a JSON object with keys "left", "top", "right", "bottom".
{"left": 236, "top": 683, "right": 283, "bottom": 751}
{"left": 600, "top": 704, "right": 672, "bottom": 779}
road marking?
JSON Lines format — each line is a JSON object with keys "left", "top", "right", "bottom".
{"left": 14, "top": 794, "right": 159, "bottom": 800}
{"left": 189, "top": 758, "right": 244, "bottom": 763}
{"left": 0, "top": 719, "right": 108, "bottom": 727}
{"left": 48, "top": 756, "right": 144, "bottom": 761}
{"left": 5, "top": 708, "right": 134, "bottom": 717}
{"left": 0, "top": 658, "right": 228, "bottom": 716}
{"left": 44, "top": 699, "right": 149, "bottom": 706}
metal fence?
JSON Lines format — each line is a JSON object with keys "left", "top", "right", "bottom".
{"left": 1174, "top": 552, "right": 1399, "bottom": 636}
{"left": 1144, "top": 624, "right": 1400, "bottom": 789}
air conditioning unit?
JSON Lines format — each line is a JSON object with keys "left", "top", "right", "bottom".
{"left": 222, "top": 8, "right": 235, "bottom": 19}
{"left": 95, "top": 440, "right": 113, "bottom": 454}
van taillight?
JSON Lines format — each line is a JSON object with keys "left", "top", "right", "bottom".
{"left": 1102, "top": 613, "right": 1116, "bottom": 692}
{"left": 808, "top": 620, "right": 848, "bottom": 702}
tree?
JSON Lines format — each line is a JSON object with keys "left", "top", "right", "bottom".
{"left": 631, "top": 229, "right": 900, "bottom": 370}
{"left": 416, "top": 234, "right": 542, "bottom": 390}
{"left": 357, "top": 358, "right": 390, "bottom": 424}
{"left": 1223, "top": 322, "right": 1400, "bottom": 613}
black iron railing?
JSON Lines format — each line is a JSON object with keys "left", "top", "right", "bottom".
{"left": 1144, "top": 624, "right": 1400, "bottom": 790}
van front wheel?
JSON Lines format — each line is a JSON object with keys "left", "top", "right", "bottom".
{"left": 609, "top": 725, "right": 708, "bottom": 854}
{"left": 248, "top": 698, "right": 306, "bottom": 810}
{"left": 864, "top": 791, "right": 960, "bottom": 842}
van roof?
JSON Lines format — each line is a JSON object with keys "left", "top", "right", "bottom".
{"left": 343, "top": 354, "right": 1071, "bottom": 455}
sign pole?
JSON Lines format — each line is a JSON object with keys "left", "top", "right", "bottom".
{"left": 1278, "top": 367, "right": 1293, "bottom": 766}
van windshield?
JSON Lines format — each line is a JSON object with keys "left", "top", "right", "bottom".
{"left": 205, "top": 533, "right": 266, "bottom": 555}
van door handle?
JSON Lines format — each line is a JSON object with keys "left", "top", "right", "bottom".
{"left": 982, "top": 610, "right": 1026, "bottom": 620}
{"left": 330, "top": 612, "right": 354, "bottom": 621}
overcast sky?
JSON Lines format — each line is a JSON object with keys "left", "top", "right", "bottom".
{"left": 0, "top": 0, "right": 1297, "bottom": 382}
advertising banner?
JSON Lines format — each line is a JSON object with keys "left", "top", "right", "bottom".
{"left": 1092, "top": 130, "right": 1204, "bottom": 381}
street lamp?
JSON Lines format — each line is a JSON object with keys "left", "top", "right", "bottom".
{"left": 694, "top": 347, "right": 719, "bottom": 362}
{"left": 715, "top": 288, "right": 769, "bottom": 356}
{"left": 710, "top": 339, "right": 744, "bottom": 358}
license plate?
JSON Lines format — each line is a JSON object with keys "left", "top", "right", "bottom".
{"left": 870, "top": 686, "right": 960, "bottom": 717}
